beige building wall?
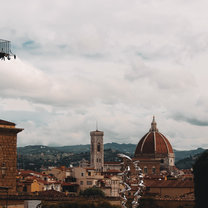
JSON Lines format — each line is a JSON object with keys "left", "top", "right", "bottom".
{"left": 104, "top": 162, "right": 121, "bottom": 171}
{"left": 44, "top": 167, "right": 67, "bottom": 181}
{"left": 101, "top": 176, "right": 121, "bottom": 197}
{"left": 72, "top": 167, "right": 104, "bottom": 191}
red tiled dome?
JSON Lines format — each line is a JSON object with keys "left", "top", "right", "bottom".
{"left": 134, "top": 117, "right": 173, "bottom": 157}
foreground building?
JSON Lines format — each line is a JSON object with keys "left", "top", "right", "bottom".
{"left": 0, "top": 119, "right": 23, "bottom": 193}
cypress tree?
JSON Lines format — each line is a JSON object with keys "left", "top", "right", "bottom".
{"left": 193, "top": 150, "right": 208, "bottom": 208}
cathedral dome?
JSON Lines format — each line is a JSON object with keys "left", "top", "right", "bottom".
{"left": 134, "top": 117, "right": 173, "bottom": 157}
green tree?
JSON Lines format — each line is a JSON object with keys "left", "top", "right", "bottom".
{"left": 80, "top": 187, "right": 105, "bottom": 198}
{"left": 42, "top": 201, "right": 120, "bottom": 208}
{"left": 193, "top": 150, "right": 208, "bottom": 208}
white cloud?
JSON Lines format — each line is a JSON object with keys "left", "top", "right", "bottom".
{"left": 0, "top": 0, "right": 208, "bottom": 149}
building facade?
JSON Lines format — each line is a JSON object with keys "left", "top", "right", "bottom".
{"left": 71, "top": 167, "right": 103, "bottom": 191}
{"left": 0, "top": 119, "right": 23, "bottom": 193}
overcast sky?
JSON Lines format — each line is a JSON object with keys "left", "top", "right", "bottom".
{"left": 1, "top": 0, "right": 208, "bottom": 149}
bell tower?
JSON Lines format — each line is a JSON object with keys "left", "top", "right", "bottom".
{"left": 90, "top": 129, "right": 104, "bottom": 172}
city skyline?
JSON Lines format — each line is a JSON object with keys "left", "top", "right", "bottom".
{"left": 1, "top": 1, "right": 208, "bottom": 150}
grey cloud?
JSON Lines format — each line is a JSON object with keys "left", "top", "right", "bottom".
{"left": 172, "top": 113, "right": 208, "bottom": 127}
{"left": 1, "top": 0, "right": 208, "bottom": 149}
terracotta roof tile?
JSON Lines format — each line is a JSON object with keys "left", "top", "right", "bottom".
{"left": 145, "top": 180, "right": 194, "bottom": 188}
{"left": 0, "top": 119, "right": 15, "bottom": 126}
{"left": 135, "top": 131, "right": 173, "bottom": 156}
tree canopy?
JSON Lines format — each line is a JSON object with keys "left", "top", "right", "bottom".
{"left": 193, "top": 150, "right": 208, "bottom": 208}
{"left": 80, "top": 187, "right": 105, "bottom": 198}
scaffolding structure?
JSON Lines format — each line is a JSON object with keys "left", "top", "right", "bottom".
{"left": 0, "top": 39, "right": 16, "bottom": 60}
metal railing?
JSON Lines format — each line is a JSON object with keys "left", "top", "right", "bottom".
{"left": 0, "top": 39, "right": 16, "bottom": 60}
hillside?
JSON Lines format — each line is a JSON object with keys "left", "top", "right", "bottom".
{"left": 17, "top": 143, "right": 133, "bottom": 171}
{"left": 174, "top": 148, "right": 205, "bottom": 162}
{"left": 17, "top": 143, "right": 206, "bottom": 171}
{"left": 175, "top": 156, "right": 197, "bottom": 169}
{"left": 175, "top": 150, "right": 206, "bottom": 169}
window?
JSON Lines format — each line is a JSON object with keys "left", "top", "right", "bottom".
{"left": 152, "top": 166, "right": 156, "bottom": 174}
{"left": 144, "top": 167, "right": 148, "bottom": 174}
{"left": 23, "top": 186, "right": 27, "bottom": 192}
{"left": 81, "top": 172, "right": 84, "bottom": 177}
{"left": 97, "top": 143, "right": 100, "bottom": 152}
{"left": 88, "top": 172, "right": 91, "bottom": 176}
{"left": 87, "top": 181, "right": 92, "bottom": 185}
{"left": 80, "top": 181, "right": 83, "bottom": 185}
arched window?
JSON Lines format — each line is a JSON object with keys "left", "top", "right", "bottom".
{"left": 97, "top": 143, "right": 100, "bottom": 152}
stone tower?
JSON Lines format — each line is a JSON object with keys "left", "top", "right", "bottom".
{"left": 90, "top": 129, "right": 104, "bottom": 172}
{"left": 0, "top": 119, "right": 23, "bottom": 193}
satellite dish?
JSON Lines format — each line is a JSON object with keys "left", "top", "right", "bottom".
{"left": 0, "top": 39, "right": 16, "bottom": 61}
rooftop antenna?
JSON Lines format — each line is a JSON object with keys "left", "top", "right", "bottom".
{"left": 96, "top": 120, "right": 98, "bottom": 131}
{"left": 0, "top": 39, "right": 16, "bottom": 61}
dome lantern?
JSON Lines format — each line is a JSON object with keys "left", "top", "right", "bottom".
{"left": 149, "top": 116, "right": 158, "bottom": 132}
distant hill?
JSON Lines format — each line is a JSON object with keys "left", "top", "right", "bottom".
{"left": 104, "top": 142, "right": 136, "bottom": 154}
{"left": 18, "top": 145, "right": 62, "bottom": 154}
{"left": 17, "top": 143, "right": 133, "bottom": 171}
{"left": 17, "top": 143, "right": 206, "bottom": 170}
{"left": 175, "top": 156, "right": 197, "bottom": 169}
{"left": 175, "top": 148, "right": 206, "bottom": 169}
{"left": 48, "top": 142, "right": 136, "bottom": 154}
{"left": 174, "top": 148, "right": 205, "bottom": 162}
{"left": 54, "top": 145, "right": 90, "bottom": 153}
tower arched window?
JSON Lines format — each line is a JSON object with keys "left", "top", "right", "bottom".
{"left": 97, "top": 143, "right": 100, "bottom": 152}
